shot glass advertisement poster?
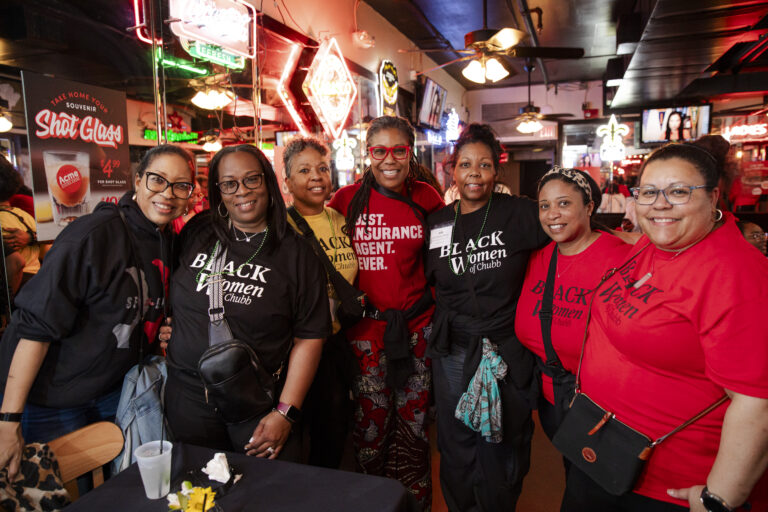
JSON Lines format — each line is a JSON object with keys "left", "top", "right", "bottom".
{"left": 21, "top": 71, "right": 130, "bottom": 241}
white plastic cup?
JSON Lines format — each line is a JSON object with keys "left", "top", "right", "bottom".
{"left": 134, "top": 440, "right": 172, "bottom": 499}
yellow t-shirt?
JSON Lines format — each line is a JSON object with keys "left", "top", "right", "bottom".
{"left": 0, "top": 207, "right": 40, "bottom": 275}
{"left": 287, "top": 206, "right": 358, "bottom": 333}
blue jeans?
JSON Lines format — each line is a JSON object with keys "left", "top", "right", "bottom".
{"left": 22, "top": 388, "right": 121, "bottom": 443}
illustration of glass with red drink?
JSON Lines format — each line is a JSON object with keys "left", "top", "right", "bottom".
{"left": 42, "top": 150, "right": 90, "bottom": 225}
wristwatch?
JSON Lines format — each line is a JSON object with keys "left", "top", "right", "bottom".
{"left": 275, "top": 402, "right": 301, "bottom": 424}
{"left": 700, "top": 487, "right": 735, "bottom": 512}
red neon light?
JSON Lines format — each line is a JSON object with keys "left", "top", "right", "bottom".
{"left": 303, "top": 38, "right": 357, "bottom": 139}
{"left": 168, "top": 0, "right": 257, "bottom": 59}
{"left": 132, "top": 0, "right": 162, "bottom": 45}
{"left": 277, "top": 44, "right": 310, "bottom": 137}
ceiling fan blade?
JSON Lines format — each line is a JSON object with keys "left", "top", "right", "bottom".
{"left": 540, "top": 113, "right": 575, "bottom": 120}
{"left": 487, "top": 27, "right": 528, "bottom": 51}
{"left": 415, "top": 55, "right": 476, "bottom": 76}
{"left": 398, "top": 48, "right": 474, "bottom": 54}
{"left": 505, "top": 46, "right": 585, "bottom": 59}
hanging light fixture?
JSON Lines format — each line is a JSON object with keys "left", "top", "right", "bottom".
{"left": 202, "top": 139, "right": 222, "bottom": 152}
{"left": 517, "top": 118, "right": 543, "bottom": 134}
{"left": 191, "top": 88, "right": 235, "bottom": 110}
{"left": 461, "top": 56, "right": 510, "bottom": 84}
{"left": 0, "top": 113, "right": 11, "bottom": 133}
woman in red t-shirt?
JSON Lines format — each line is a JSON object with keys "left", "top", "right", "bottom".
{"left": 516, "top": 168, "right": 629, "bottom": 441}
{"left": 328, "top": 116, "right": 443, "bottom": 510}
{"left": 562, "top": 137, "right": 768, "bottom": 512}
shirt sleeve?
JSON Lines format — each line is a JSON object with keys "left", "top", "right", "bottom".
{"left": 292, "top": 239, "right": 332, "bottom": 340}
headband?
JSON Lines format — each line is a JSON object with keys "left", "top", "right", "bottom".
{"left": 540, "top": 166, "right": 593, "bottom": 202}
{"left": 680, "top": 142, "right": 718, "bottom": 165}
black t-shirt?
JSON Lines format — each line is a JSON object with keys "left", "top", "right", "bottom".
{"left": 168, "top": 216, "right": 331, "bottom": 378}
{"left": 426, "top": 193, "right": 549, "bottom": 319}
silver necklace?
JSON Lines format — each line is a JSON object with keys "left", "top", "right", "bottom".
{"left": 232, "top": 224, "right": 263, "bottom": 243}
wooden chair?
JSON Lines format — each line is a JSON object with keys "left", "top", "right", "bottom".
{"left": 48, "top": 421, "right": 124, "bottom": 500}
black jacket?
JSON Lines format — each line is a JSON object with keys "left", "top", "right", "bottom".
{"left": 0, "top": 192, "right": 171, "bottom": 407}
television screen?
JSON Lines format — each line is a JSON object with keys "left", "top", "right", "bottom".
{"left": 640, "top": 105, "right": 711, "bottom": 144}
{"left": 418, "top": 78, "right": 447, "bottom": 131}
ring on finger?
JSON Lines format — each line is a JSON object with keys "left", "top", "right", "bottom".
{"left": 266, "top": 446, "right": 275, "bottom": 455}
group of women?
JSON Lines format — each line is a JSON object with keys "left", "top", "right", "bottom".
{"left": 0, "top": 114, "right": 765, "bottom": 512}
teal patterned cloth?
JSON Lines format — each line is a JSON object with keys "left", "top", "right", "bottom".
{"left": 454, "top": 338, "right": 508, "bottom": 443}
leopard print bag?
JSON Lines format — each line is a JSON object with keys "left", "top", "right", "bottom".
{"left": 0, "top": 443, "right": 71, "bottom": 512}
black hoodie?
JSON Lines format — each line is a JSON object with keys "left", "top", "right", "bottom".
{"left": 0, "top": 192, "right": 170, "bottom": 407}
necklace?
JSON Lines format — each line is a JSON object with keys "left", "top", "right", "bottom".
{"left": 195, "top": 227, "right": 269, "bottom": 286}
{"left": 556, "top": 254, "right": 576, "bottom": 278}
{"left": 629, "top": 230, "right": 710, "bottom": 289}
{"left": 232, "top": 224, "right": 264, "bottom": 243}
{"left": 449, "top": 194, "right": 492, "bottom": 276}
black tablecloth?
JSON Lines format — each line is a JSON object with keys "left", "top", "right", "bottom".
{"left": 66, "top": 443, "right": 416, "bottom": 512}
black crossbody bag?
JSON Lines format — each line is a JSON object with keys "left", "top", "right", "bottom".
{"left": 287, "top": 207, "right": 366, "bottom": 326}
{"left": 536, "top": 245, "right": 577, "bottom": 425}
{"left": 197, "top": 244, "right": 287, "bottom": 424}
{"left": 551, "top": 244, "right": 728, "bottom": 496}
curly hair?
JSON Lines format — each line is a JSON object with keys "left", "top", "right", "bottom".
{"left": 282, "top": 137, "right": 329, "bottom": 178}
{"left": 452, "top": 123, "right": 504, "bottom": 170}
{"left": 0, "top": 157, "right": 22, "bottom": 202}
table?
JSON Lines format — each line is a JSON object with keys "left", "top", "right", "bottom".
{"left": 67, "top": 443, "right": 416, "bottom": 512}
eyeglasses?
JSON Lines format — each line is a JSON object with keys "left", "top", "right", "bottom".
{"left": 216, "top": 173, "right": 264, "bottom": 195}
{"left": 631, "top": 184, "right": 709, "bottom": 205}
{"left": 746, "top": 232, "right": 768, "bottom": 242}
{"left": 144, "top": 172, "right": 195, "bottom": 199}
{"left": 368, "top": 146, "right": 410, "bottom": 161}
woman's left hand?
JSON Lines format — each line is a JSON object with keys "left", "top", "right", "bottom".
{"left": 667, "top": 484, "right": 706, "bottom": 511}
{"left": 244, "top": 411, "right": 291, "bottom": 459}
{"left": 158, "top": 318, "right": 172, "bottom": 351}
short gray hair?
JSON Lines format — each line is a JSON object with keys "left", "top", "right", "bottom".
{"left": 283, "top": 137, "right": 329, "bottom": 177}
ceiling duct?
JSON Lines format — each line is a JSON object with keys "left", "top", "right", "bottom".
{"left": 616, "top": 13, "right": 642, "bottom": 55}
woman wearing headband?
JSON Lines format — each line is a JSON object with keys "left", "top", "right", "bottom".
{"left": 516, "top": 167, "right": 630, "bottom": 443}
{"left": 561, "top": 136, "right": 768, "bottom": 511}
{"left": 425, "top": 124, "right": 549, "bottom": 511}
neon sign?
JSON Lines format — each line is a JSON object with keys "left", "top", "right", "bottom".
{"left": 143, "top": 129, "right": 199, "bottom": 143}
{"left": 187, "top": 41, "right": 245, "bottom": 69}
{"left": 333, "top": 130, "right": 357, "bottom": 171}
{"left": 379, "top": 60, "right": 398, "bottom": 116}
{"left": 722, "top": 123, "right": 768, "bottom": 141}
{"left": 303, "top": 38, "right": 358, "bottom": 139}
{"left": 427, "top": 130, "right": 443, "bottom": 145}
{"left": 596, "top": 114, "right": 629, "bottom": 162}
{"left": 445, "top": 108, "right": 460, "bottom": 143}
{"left": 277, "top": 44, "right": 310, "bottom": 137}
{"left": 168, "top": 0, "right": 256, "bottom": 59}
{"left": 132, "top": 0, "right": 162, "bottom": 45}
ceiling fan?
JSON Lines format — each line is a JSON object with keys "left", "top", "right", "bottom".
{"left": 493, "top": 60, "right": 574, "bottom": 133}
{"left": 398, "top": 0, "right": 584, "bottom": 84}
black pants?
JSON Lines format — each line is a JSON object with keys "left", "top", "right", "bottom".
{"left": 433, "top": 343, "right": 533, "bottom": 512}
{"left": 537, "top": 393, "right": 571, "bottom": 477}
{"left": 302, "top": 331, "right": 353, "bottom": 468}
{"left": 561, "top": 466, "right": 688, "bottom": 512}
{"left": 165, "top": 369, "right": 300, "bottom": 461}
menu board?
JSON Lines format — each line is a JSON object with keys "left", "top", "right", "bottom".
{"left": 21, "top": 71, "right": 130, "bottom": 241}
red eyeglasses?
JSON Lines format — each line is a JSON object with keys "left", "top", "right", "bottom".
{"left": 368, "top": 145, "right": 410, "bottom": 161}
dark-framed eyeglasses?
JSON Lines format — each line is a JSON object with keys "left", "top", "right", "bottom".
{"left": 630, "top": 184, "right": 709, "bottom": 205}
{"left": 216, "top": 173, "right": 264, "bottom": 195}
{"left": 144, "top": 172, "right": 195, "bottom": 199}
{"left": 746, "top": 231, "right": 768, "bottom": 242}
{"left": 368, "top": 145, "right": 410, "bottom": 161}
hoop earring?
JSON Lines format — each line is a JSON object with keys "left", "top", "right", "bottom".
{"left": 713, "top": 209, "right": 723, "bottom": 222}
{"left": 183, "top": 207, "right": 189, "bottom": 216}
{"left": 217, "top": 203, "right": 229, "bottom": 218}
{"left": 132, "top": 193, "right": 137, "bottom": 201}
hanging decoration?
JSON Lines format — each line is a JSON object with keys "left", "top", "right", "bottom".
{"left": 596, "top": 114, "right": 629, "bottom": 162}
{"left": 302, "top": 38, "right": 358, "bottom": 139}
{"left": 378, "top": 60, "right": 398, "bottom": 116}
{"left": 445, "top": 108, "right": 460, "bottom": 143}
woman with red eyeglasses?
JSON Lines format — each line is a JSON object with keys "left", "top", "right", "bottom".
{"left": 328, "top": 115, "right": 443, "bottom": 510}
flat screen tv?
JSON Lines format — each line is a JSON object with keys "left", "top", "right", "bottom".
{"left": 417, "top": 78, "right": 447, "bottom": 131}
{"left": 640, "top": 105, "right": 711, "bottom": 144}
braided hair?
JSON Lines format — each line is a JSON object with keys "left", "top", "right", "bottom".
{"left": 343, "top": 115, "right": 418, "bottom": 238}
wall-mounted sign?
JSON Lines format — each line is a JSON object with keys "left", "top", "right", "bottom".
{"left": 445, "top": 108, "right": 460, "bottom": 143}
{"left": 427, "top": 130, "right": 443, "bottom": 145}
{"left": 169, "top": 0, "right": 256, "bottom": 59}
{"left": 21, "top": 71, "right": 130, "bottom": 241}
{"left": 722, "top": 122, "right": 768, "bottom": 142}
{"left": 303, "top": 38, "right": 357, "bottom": 139}
{"left": 332, "top": 130, "right": 357, "bottom": 171}
{"left": 186, "top": 41, "right": 245, "bottom": 69}
{"left": 143, "top": 128, "right": 199, "bottom": 143}
{"left": 277, "top": 44, "right": 310, "bottom": 136}
{"left": 378, "top": 60, "right": 398, "bottom": 116}
{"left": 596, "top": 114, "right": 629, "bottom": 162}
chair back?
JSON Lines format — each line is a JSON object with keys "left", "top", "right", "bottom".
{"left": 48, "top": 421, "right": 124, "bottom": 499}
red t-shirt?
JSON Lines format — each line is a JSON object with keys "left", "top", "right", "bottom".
{"left": 515, "top": 233, "right": 630, "bottom": 404}
{"left": 581, "top": 215, "right": 768, "bottom": 506}
{"left": 328, "top": 181, "right": 444, "bottom": 340}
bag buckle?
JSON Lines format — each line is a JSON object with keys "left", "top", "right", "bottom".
{"left": 588, "top": 411, "right": 614, "bottom": 435}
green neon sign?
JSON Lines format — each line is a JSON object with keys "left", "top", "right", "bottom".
{"left": 188, "top": 42, "right": 245, "bottom": 70}
{"left": 144, "top": 129, "right": 199, "bottom": 143}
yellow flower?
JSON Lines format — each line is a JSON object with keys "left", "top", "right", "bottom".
{"left": 185, "top": 487, "right": 216, "bottom": 511}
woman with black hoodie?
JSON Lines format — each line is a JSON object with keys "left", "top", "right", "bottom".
{"left": 0, "top": 144, "right": 195, "bottom": 479}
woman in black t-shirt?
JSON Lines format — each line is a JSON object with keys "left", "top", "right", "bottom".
{"left": 425, "top": 124, "right": 548, "bottom": 512}
{"left": 165, "top": 145, "right": 330, "bottom": 460}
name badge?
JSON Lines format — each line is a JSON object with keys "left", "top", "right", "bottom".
{"left": 429, "top": 222, "right": 453, "bottom": 249}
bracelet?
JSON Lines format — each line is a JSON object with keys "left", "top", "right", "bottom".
{"left": 0, "top": 412, "right": 22, "bottom": 422}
